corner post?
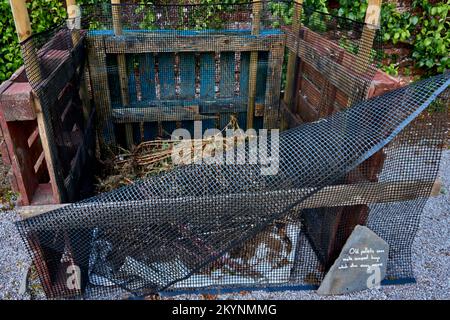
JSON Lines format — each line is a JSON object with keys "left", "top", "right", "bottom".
{"left": 281, "top": 0, "right": 303, "bottom": 130}
{"left": 246, "top": 0, "right": 262, "bottom": 130}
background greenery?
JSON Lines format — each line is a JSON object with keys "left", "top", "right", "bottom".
{"left": 0, "top": 0, "right": 448, "bottom": 82}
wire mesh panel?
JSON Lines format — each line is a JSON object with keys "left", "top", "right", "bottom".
{"left": 14, "top": 0, "right": 450, "bottom": 299}
{"left": 19, "top": 24, "right": 96, "bottom": 203}
{"left": 16, "top": 72, "right": 450, "bottom": 298}
{"left": 80, "top": 1, "right": 382, "bottom": 150}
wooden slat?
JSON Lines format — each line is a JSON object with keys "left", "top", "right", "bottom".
{"left": 31, "top": 94, "right": 61, "bottom": 203}
{"left": 219, "top": 52, "right": 235, "bottom": 98}
{"left": 178, "top": 53, "right": 196, "bottom": 99}
{"left": 282, "top": 0, "right": 303, "bottom": 129}
{"left": 199, "top": 53, "right": 216, "bottom": 99}
{"left": 112, "top": 0, "right": 133, "bottom": 148}
{"left": 239, "top": 52, "right": 250, "bottom": 98}
{"left": 246, "top": 0, "right": 262, "bottom": 129}
{"left": 158, "top": 53, "right": 176, "bottom": 99}
{"left": 86, "top": 38, "right": 116, "bottom": 146}
{"left": 347, "top": 0, "right": 381, "bottom": 106}
{"left": 18, "top": 179, "right": 442, "bottom": 219}
{"left": 139, "top": 53, "right": 156, "bottom": 100}
{"left": 112, "top": 106, "right": 215, "bottom": 123}
{"left": 33, "top": 151, "right": 45, "bottom": 174}
{"left": 27, "top": 125, "right": 40, "bottom": 148}
{"left": 103, "top": 33, "right": 285, "bottom": 54}
{"left": 263, "top": 42, "right": 284, "bottom": 128}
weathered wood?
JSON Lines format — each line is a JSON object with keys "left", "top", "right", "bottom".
{"left": 291, "top": 37, "right": 365, "bottom": 103}
{"left": 31, "top": 94, "right": 61, "bottom": 203}
{"left": 9, "top": 0, "right": 42, "bottom": 82}
{"left": 0, "top": 76, "right": 36, "bottom": 121}
{"left": 18, "top": 179, "right": 442, "bottom": 219}
{"left": 246, "top": 0, "right": 262, "bottom": 130}
{"left": 112, "top": 106, "right": 216, "bottom": 123}
{"left": 348, "top": 0, "right": 381, "bottom": 106}
{"left": 282, "top": 0, "right": 303, "bottom": 130}
{"left": 112, "top": 0, "right": 133, "bottom": 148}
{"left": 263, "top": 42, "right": 284, "bottom": 128}
{"left": 66, "top": 0, "right": 92, "bottom": 127}
{"left": 102, "top": 32, "right": 285, "bottom": 54}
{"left": 86, "top": 38, "right": 116, "bottom": 145}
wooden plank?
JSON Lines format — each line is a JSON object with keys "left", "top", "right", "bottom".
{"left": 86, "top": 38, "right": 116, "bottom": 146}
{"left": 139, "top": 53, "right": 156, "bottom": 101}
{"left": 103, "top": 33, "right": 285, "bottom": 54}
{"left": 219, "top": 52, "right": 235, "bottom": 98}
{"left": 18, "top": 179, "right": 442, "bottom": 219}
{"left": 33, "top": 151, "right": 45, "bottom": 174}
{"left": 263, "top": 42, "right": 284, "bottom": 128}
{"left": 199, "top": 53, "right": 216, "bottom": 99}
{"left": 282, "top": 0, "right": 303, "bottom": 130}
{"left": 66, "top": 0, "right": 81, "bottom": 44}
{"left": 9, "top": 0, "right": 42, "bottom": 83}
{"left": 239, "top": 52, "right": 250, "bottom": 98}
{"left": 348, "top": 0, "right": 381, "bottom": 106}
{"left": 294, "top": 37, "right": 364, "bottom": 103}
{"left": 127, "top": 55, "right": 138, "bottom": 104}
{"left": 158, "top": 53, "right": 176, "bottom": 99}
{"left": 178, "top": 53, "right": 196, "bottom": 99}
{"left": 112, "top": 106, "right": 215, "bottom": 123}
{"left": 0, "top": 80, "right": 36, "bottom": 121}
{"left": 112, "top": 0, "right": 133, "bottom": 148}
{"left": 246, "top": 0, "right": 262, "bottom": 130}
{"left": 31, "top": 94, "right": 62, "bottom": 203}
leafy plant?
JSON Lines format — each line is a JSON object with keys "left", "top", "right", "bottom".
{"left": 411, "top": 0, "right": 449, "bottom": 74}
{"left": 0, "top": 0, "right": 67, "bottom": 82}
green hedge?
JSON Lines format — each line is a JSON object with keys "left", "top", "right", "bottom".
{"left": 0, "top": 0, "right": 68, "bottom": 82}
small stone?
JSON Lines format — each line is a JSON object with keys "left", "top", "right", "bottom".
{"left": 317, "top": 225, "right": 389, "bottom": 295}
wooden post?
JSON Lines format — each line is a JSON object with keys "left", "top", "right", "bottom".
{"left": 9, "top": 0, "right": 62, "bottom": 202}
{"left": 66, "top": 0, "right": 81, "bottom": 43}
{"left": 246, "top": 0, "right": 262, "bottom": 130}
{"left": 112, "top": 0, "right": 133, "bottom": 149}
{"left": 66, "top": 0, "right": 91, "bottom": 125}
{"left": 9, "top": 0, "right": 42, "bottom": 83}
{"left": 348, "top": 0, "right": 381, "bottom": 106}
{"left": 281, "top": 0, "right": 303, "bottom": 130}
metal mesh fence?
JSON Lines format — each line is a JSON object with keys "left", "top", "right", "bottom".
{"left": 14, "top": 1, "right": 450, "bottom": 299}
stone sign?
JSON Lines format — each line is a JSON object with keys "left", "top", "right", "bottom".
{"left": 317, "top": 225, "right": 389, "bottom": 295}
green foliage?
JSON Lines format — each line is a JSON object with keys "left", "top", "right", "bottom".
{"left": 0, "top": 0, "right": 22, "bottom": 81}
{"left": 335, "top": 0, "right": 449, "bottom": 75}
{"left": 382, "top": 63, "right": 399, "bottom": 76}
{"left": 0, "top": 0, "right": 67, "bottom": 82}
{"left": 411, "top": 0, "right": 449, "bottom": 74}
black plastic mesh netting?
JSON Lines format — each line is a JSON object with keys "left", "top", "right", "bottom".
{"left": 14, "top": 1, "right": 450, "bottom": 299}
{"left": 16, "top": 72, "right": 450, "bottom": 298}
{"left": 79, "top": 1, "right": 382, "bottom": 147}
{"left": 19, "top": 23, "right": 95, "bottom": 202}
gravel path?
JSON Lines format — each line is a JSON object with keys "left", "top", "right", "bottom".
{"left": 0, "top": 150, "right": 449, "bottom": 300}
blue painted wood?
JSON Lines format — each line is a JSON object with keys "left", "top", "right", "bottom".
{"left": 219, "top": 52, "right": 235, "bottom": 98}
{"left": 239, "top": 52, "right": 250, "bottom": 98}
{"left": 178, "top": 53, "right": 196, "bottom": 99}
{"left": 139, "top": 53, "right": 156, "bottom": 101}
{"left": 127, "top": 54, "right": 138, "bottom": 104}
{"left": 89, "top": 29, "right": 284, "bottom": 36}
{"left": 143, "top": 123, "right": 159, "bottom": 141}
{"left": 106, "top": 55, "right": 121, "bottom": 109}
{"left": 256, "top": 51, "right": 268, "bottom": 104}
{"left": 158, "top": 53, "right": 176, "bottom": 99}
{"left": 132, "top": 123, "right": 141, "bottom": 144}
{"left": 199, "top": 53, "right": 215, "bottom": 99}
